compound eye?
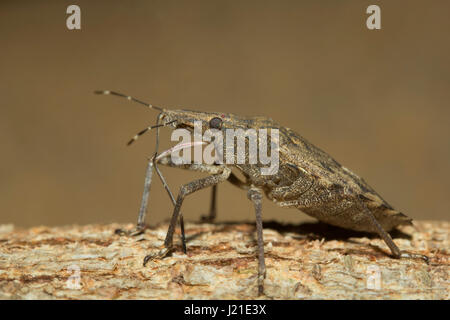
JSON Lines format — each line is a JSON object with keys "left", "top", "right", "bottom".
{"left": 209, "top": 117, "right": 223, "bottom": 129}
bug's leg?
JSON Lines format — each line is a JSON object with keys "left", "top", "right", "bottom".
{"left": 247, "top": 187, "right": 266, "bottom": 296}
{"left": 115, "top": 153, "right": 187, "bottom": 240}
{"left": 153, "top": 156, "right": 187, "bottom": 254}
{"left": 157, "top": 155, "right": 248, "bottom": 189}
{"left": 156, "top": 159, "right": 248, "bottom": 223}
{"left": 133, "top": 157, "right": 154, "bottom": 234}
{"left": 358, "top": 200, "right": 429, "bottom": 262}
{"left": 200, "top": 185, "right": 217, "bottom": 223}
{"left": 143, "top": 167, "right": 231, "bottom": 265}
{"left": 198, "top": 172, "right": 250, "bottom": 222}
{"left": 157, "top": 156, "right": 247, "bottom": 224}
{"left": 115, "top": 157, "right": 154, "bottom": 236}
{"left": 156, "top": 156, "right": 225, "bottom": 230}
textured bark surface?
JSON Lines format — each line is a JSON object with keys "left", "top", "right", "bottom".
{"left": 0, "top": 221, "right": 448, "bottom": 300}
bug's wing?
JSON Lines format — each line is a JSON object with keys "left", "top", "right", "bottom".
{"left": 278, "top": 126, "right": 412, "bottom": 231}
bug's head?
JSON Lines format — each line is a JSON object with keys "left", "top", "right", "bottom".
{"left": 161, "top": 109, "right": 243, "bottom": 134}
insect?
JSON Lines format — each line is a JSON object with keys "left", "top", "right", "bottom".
{"left": 96, "top": 90, "right": 428, "bottom": 295}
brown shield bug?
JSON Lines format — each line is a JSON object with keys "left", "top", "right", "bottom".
{"left": 96, "top": 90, "right": 428, "bottom": 295}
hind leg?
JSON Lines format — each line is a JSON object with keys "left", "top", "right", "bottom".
{"left": 358, "top": 200, "right": 429, "bottom": 262}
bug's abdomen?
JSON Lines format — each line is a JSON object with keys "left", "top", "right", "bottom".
{"left": 269, "top": 178, "right": 412, "bottom": 233}
{"left": 300, "top": 202, "right": 412, "bottom": 232}
{"left": 294, "top": 183, "right": 412, "bottom": 232}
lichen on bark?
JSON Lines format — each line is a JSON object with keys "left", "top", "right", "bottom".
{"left": 0, "top": 221, "right": 448, "bottom": 299}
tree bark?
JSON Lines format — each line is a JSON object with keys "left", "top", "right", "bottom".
{"left": 0, "top": 221, "right": 448, "bottom": 299}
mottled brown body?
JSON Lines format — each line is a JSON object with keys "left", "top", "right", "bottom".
{"left": 96, "top": 90, "right": 427, "bottom": 296}
{"left": 160, "top": 109, "right": 411, "bottom": 233}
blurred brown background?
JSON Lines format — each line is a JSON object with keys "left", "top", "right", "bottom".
{"left": 1, "top": 0, "right": 449, "bottom": 228}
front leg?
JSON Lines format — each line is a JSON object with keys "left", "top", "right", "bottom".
{"left": 247, "top": 187, "right": 266, "bottom": 296}
{"left": 143, "top": 166, "right": 231, "bottom": 265}
{"left": 115, "top": 157, "right": 154, "bottom": 236}
{"left": 116, "top": 154, "right": 188, "bottom": 241}
{"left": 158, "top": 155, "right": 249, "bottom": 223}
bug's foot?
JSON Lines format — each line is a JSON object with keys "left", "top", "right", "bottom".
{"left": 200, "top": 215, "right": 214, "bottom": 223}
{"left": 200, "top": 212, "right": 216, "bottom": 223}
{"left": 114, "top": 224, "right": 147, "bottom": 237}
{"left": 257, "top": 274, "right": 265, "bottom": 296}
{"left": 397, "top": 251, "right": 429, "bottom": 263}
{"left": 143, "top": 247, "right": 173, "bottom": 266}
